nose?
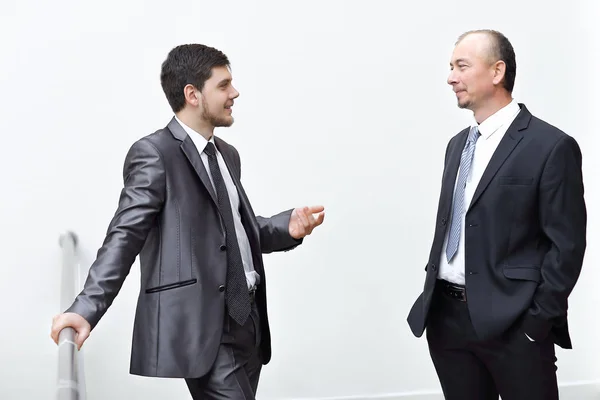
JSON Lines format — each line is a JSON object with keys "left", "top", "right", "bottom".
{"left": 447, "top": 70, "right": 458, "bottom": 86}
{"left": 231, "top": 86, "right": 240, "bottom": 99}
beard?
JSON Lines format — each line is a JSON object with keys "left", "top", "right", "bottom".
{"left": 202, "top": 97, "right": 234, "bottom": 127}
{"left": 457, "top": 97, "right": 474, "bottom": 110}
{"left": 454, "top": 89, "right": 474, "bottom": 110}
{"left": 458, "top": 100, "right": 470, "bottom": 109}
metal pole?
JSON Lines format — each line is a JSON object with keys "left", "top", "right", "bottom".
{"left": 57, "top": 231, "right": 85, "bottom": 400}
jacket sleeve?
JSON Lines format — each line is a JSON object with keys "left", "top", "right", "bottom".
{"left": 66, "top": 138, "right": 166, "bottom": 329}
{"left": 523, "top": 135, "right": 587, "bottom": 340}
{"left": 256, "top": 210, "right": 303, "bottom": 254}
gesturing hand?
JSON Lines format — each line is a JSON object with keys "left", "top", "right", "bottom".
{"left": 289, "top": 205, "right": 325, "bottom": 239}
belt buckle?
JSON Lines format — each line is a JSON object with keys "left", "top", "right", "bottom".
{"left": 454, "top": 289, "right": 466, "bottom": 302}
{"left": 443, "top": 281, "right": 466, "bottom": 302}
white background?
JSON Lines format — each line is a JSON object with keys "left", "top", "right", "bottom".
{"left": 1, "top": 1, "right": 598, "bottom": 399}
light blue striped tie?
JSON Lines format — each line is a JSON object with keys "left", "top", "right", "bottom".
{"left": 446, "top": 126, "right": 481, "bottom": 263}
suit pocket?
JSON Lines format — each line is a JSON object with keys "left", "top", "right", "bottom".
{"left": 503, "top": 266, "right": 541, "bottom": 283}
{"left": 498, "top": 176, "right": 534, "bottom": 186}
{"left": 145, "top": 278, "right": 197, "bottom": 294}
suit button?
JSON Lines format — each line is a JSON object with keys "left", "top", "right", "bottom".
{"left": 441, "top": 218, "right": 447, "bottom": 226}
{"left": 431, "top": 264, "right": 437, "bottom": 271}
{"left": 220, "top": 245, "right": 226, "bottom": 251}
{"left": 218, "top": 285, "right": 225, "bottom": 292}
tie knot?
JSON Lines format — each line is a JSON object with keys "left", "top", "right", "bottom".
{"left": 204, "top": 142, "right": 217, "bottom": 156}
{"left": 468, "top": 126, "right": 480, "bottom": 143}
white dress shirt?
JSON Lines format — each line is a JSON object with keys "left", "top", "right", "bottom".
{"left": 175, "top": 117, "right": 259, "bottom": 289}
{"left": 438, "top": 100, "right": 521, "bottom": 285}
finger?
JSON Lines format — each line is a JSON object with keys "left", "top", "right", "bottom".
{"left": 52, "top": 322, "right": 74, "bottom": 345}
{"left": 305, "top": 213, "right": 316, "bottom": 234}
{"left": 306, "top": 205, "right": 325, "bottom": 214}
{"left": 303, "top": 212, "right": 324, "bottom": 235}
{"left": 51, "top": 330, "right": 58, "bottom": 345}
{"left": 75, "top": 327, "right": 90, "bottom": 350}
{"left": 304, "top": 208, "right": 315, "bottom": 230}
{"left": 297, "top": 207, "right": 310, "bottom": 228}
{"left": 315, "top": 211, "right": 325, "bottom": 226}
{"left": 51, "top": 318, "right": 64, "bottom": 344}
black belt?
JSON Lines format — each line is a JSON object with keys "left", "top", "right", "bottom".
{"left": 437, "top": 279, "right": 467, "bottom": 302}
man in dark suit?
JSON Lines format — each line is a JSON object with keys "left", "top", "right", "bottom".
{"left": 407, "top": 30, "right": 586, "bottom": 399}
{"left": 50, "top": 44, "right": 325, "bottom": 399}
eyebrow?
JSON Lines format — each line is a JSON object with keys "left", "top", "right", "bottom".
{"left": 450, "top": 58, "right": 470, "bottom": 67}
{"left": 217, "top": 78, "right": 231, "bottom": 86}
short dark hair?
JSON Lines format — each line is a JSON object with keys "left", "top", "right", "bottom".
{"left": 160, "top": 44, "right": 230, "bottom": 112}
{"left": 457, "top": 30, "right": 517, "bottom": 93}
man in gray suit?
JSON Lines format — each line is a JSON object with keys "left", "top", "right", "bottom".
{"left": 50, "top": 43, "right": 325, "bottom": 399}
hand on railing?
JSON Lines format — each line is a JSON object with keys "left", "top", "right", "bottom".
{"left": 51, "top": 313, "right": 92, "bottom": 350}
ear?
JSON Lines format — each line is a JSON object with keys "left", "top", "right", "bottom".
{"left": 492, "top": 60, "right": 506, "bottom": 86}
{"left": 183, "top": 84, "right": 201, "bottom": 107}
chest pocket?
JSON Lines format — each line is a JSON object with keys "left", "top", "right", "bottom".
{"left": 498, "top": 176, "right": 534, "bottom": 186}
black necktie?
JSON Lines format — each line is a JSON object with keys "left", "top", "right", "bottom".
{"left": 203, "top": 142, "right": 251, "bottom": 325}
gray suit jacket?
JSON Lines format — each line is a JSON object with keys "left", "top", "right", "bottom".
{"left": 67, "top": 118, "right": 302, "bottom": 378}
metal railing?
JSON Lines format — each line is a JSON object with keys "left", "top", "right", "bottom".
{"left": 56, "top": 231, "right": 86, "bottom": 400}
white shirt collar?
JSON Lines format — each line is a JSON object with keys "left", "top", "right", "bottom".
{"left": 473, "top": 99, "right": 520, "bottom": 140}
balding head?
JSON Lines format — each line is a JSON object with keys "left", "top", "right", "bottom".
{"left": 447, "top": 29, "right": 516, "bottom": 121}
{"left": 456, "top": 30, "right": 516, "bottom": 93}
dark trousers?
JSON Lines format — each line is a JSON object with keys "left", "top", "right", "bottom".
{"left": 426, "top": 280, "right": 558, "bottom": 400}
{"left": 186, "top": 302, "right": 262, "bottom": 400}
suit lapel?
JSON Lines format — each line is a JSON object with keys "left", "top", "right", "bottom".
{"left": 167, "top": 118, "right": 219, "bottom": 208}
{"left": 167, "top": 118, "right": 262, "bottom": 264}
{"left": 467, "top": 104, "right": 531, "bottom": 212}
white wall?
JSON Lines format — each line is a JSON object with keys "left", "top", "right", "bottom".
{"left": 1, "top": 1, "right": 598, "bottom": 399}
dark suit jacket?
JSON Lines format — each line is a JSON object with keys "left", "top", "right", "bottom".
{"left": 66, "top": 118, "right": 301, "bottom": 378}
{"left": 407, "top": 104, "right": 586, "bottom": 349}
